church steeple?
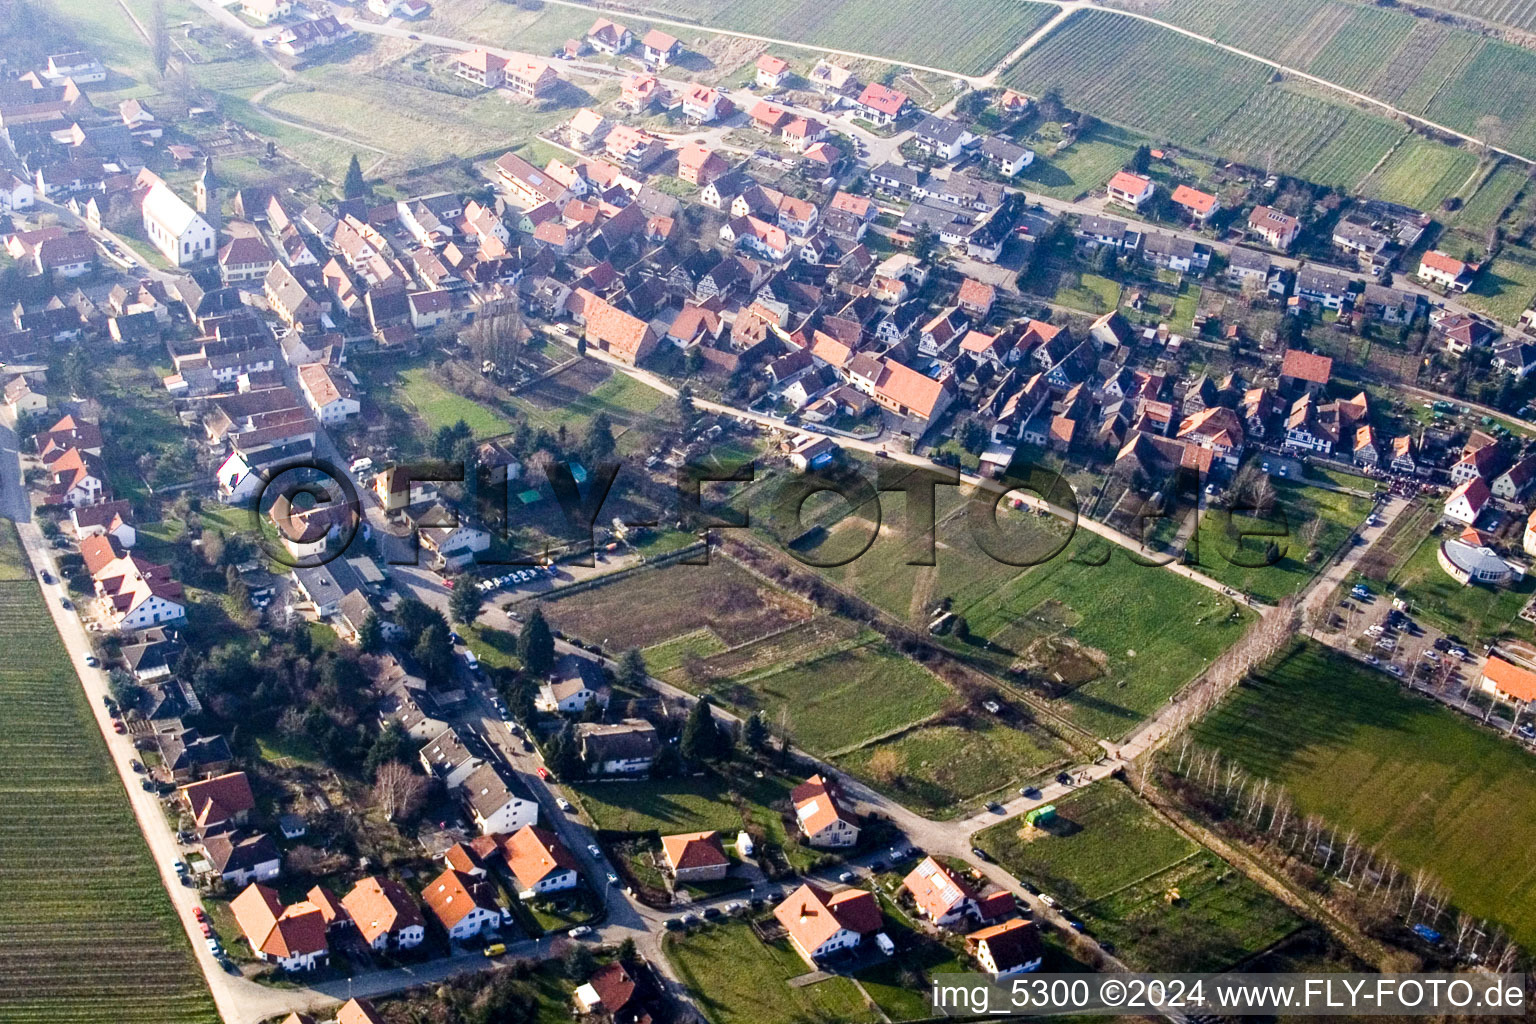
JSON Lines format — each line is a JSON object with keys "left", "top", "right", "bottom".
{"left": 195, "top": 155, "right": 220, "bottom": 231}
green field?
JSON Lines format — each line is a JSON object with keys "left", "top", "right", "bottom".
{"left": 1388, "top": 529, "right": 1536, "bottom": 639}
{"left": 1453, "top": 163, "right": 1527, "bottom": 237}
{"left": 1360, "top": 137, "right": 1481, "bottom": 210}
{"left": 1002, "top": 10, "right": 1483, "bottom": 183}
{"left": 977, "top": 784, "right": 1198, "bottom": 907}
{"left": 581, "top": 0, "right": 1061, "bottom": 75}
{"left": 1194, "top": 641, "right": 1536, "bottom": 949}
{"left": 667, "top": 921, "right": 879, "bottom": 1024}
{"left": 1415, "top": 0, "right": 1536, "bottom": 32}
{"left": 977, "top": 784, "right": 1300, "bottom": 971}
{"left": 1006, "top": 12, "right": 1269, "bottom": 150}
{"left": 697, "top": 637, "right": 955, "bottom": 756}
{"left": 1200, "top": 85, "right": 1407, "bottom": 190}
{"left": 0, "top": 535, "right": 217, "bottom": 1022}
{"left": 1053, "top": 272, "right": 1123, "bottom": 314}
{"left": 835, "top": 712, "right": 1068, "bottom": 816}
{"left": 1191, "top": 480, "right": 1373, "bottom": 604}
{"left": 1464, "top": 242, "right": 1536, "bottom": 322}
{"left": 1425, "top": 36, "right": 1536, "bottom": 160}
{"left": 396, "top": 366, "right": 515, "bottom": 437}
{"left": 1018, "top": 122, "right": 1146, "bottom": 200}
{"left": 575, "top": 770, "right": 795, "bottom": 837}
{"left": 807, "top": 495, "right": 1251, "bottom": 740}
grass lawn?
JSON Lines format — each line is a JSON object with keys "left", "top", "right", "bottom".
{"left": 699, "top": 637, "right": 955, "bottom": 756}
{"left": 1053, "top": 271, "right": 1123, "bottom": 314}
{"left": 835, "top": 712, "right": 1069, "bottom": 817}
{"left": 1360, "top": 138, "right": 1480, "bottom": 211}
{"left": 1464, "top": 243, "right": 1536, "bottom": 323}
{"left": 1019, "top": 122, "right": 1145, "bottom": 200}
{"left": 976, "top": 784, "right": 1198, "bottom": 909}
{"left": 540, "top": 558, "right": 813, "bottom": 651}
{"left": 396, "top": 366, "right": 514, "bottom": 437}
{"left": 804, "top": 489, "right": 1251, "bottom": 740}
{"left": 977, "top": 783, "right": 1300, "bottom": 971}
{"left": 642, "top": 628, "right": 730, "bottom": 676}
{"left": 1388, "top": 527, "right": 1536, "bottom": 641}
{"left": 0, "top": 534, "right": 217, "bottom": 1022}
{"left": 1192, "top": 480, "right": 1373, "bottom": 604}
{"left": 1195, "top": 641, "right": 1536, "bottom": 949}
{"left": 666, "top": 921, "right": 879, "bottom": 1024}
{"left": 573, "top": 768, "right": 820, "bottom": 871}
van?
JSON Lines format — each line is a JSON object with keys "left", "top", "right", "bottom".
{"left": 350, "top": 457, "right": 374, "bottom": 475}
{"left": 483, "top": 943, "right": 506, "bottom": 958}
{"left": 459, "top": 648, "right": 480, "bottom": 671}
{"left": 875, "top": 932, "right": 895, "bottom": 956}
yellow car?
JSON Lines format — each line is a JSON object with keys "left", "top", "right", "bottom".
{"left": 483, "top": 943, "right": 506, "bottom": 958}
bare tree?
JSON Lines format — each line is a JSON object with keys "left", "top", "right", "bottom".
{"left": 373, "top": 760, "right": 427, "bottom": 822}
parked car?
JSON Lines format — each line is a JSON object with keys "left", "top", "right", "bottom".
{"left": 970, "top": 846, "right": 991, "bottom": 862}
{"left": 39, "top": 570, "right": 53, "bottom": 584}
{"left": 483, "top": 943, "right": 506, "bottom": 957}
{"left": 1021, "top": 786, "right": 1041, "bottom": 799}
{"left": 587, "top": 843, "right": 601, "bottom": 858}
{"left": 838, "top": 871, "right": 854, "bottom": 883}
{"left": 84, "top": 655, "right": 99, "bottom": 668}
{"left": 113, "top": 721, "right": 126, "bottom": 734}
{"left": 59, "top": 598, "right": 72, "bottom": 610}
{"left": 570, "top": 926, "right": 594, "bottom": 937}
{"left": 556, "top": 798, "right": 572, "bottom": 812}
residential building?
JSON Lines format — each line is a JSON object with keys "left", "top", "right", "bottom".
{"left": 1226, "top": 246, "right": 1271, "bottom": 289}
{"left": 904, "top": 857, "right": 981, "bottom": 928}
{"left": 641, "top": 28, "right": 682, "bottom": 65}
{"left": 296, "top": 362, "right": 359, "bottom": 426}
{"left": 1279, "top": 348, "right": 1333, "bottom": 394}
{"left": 585, "top": 18, "right": 632, "bottom": 54}
{"left": 676, "top": 143, "right": 727, "bottom": 186}
{"left": 453, "top": 49, "right": 506, "bottom": 89}
{"left": 218, "top": 235, "right": 275, "bottom": 285}
{"left": 774, "top": 884, "right": 882, "bottom": 964}
{"left": 536, "top": 654, "right": 607, "bottom": 712}
{"left": 577, "top": 719, "right": 658, "bottom": 774}
{"left": 855, "top": 82, "right": 908, "bottom": 125}
{"left": 1294, "top": 266, "right": 1356, "bottom": 310}
{"left": 1170, "top": 184, "right": 1219, "bottom": 223}
{"left": 978, "top": 136, "right": 1033, "bottom": 176}
{"left": 661, "top": 831, "right": 729, "bottom": 882}
{"left": 791, "top": 774, "right": 860, "bottom": 848}
{"left": 1493, "top": 456, "right": 1536, "bottom": 500}
{"left": 504, "top": 57, "right": 558, "bottom": 98}
{"left": 1247, "top": 206, "right": 1300, "bottom": 250}
{"left": 341, "top": 877, "right": 425, "bottom": 950}
{"left": 503, "top": 825, "right": 580, "bottom": 894}
{"left": 422, "top": 869, "right": 502, "bottom": 941}
{"left": 574, "top": 963, "right": 644, "bottom": 1019}
{"left": 1444, "top": 476, "right": 1491, "bottom": 526}
{"left": 179, "top": 771, "right": 255, "bottom": 831}
{"left": 756, "top": 54, "right": 790, "bottom": 89}
{"left": 460, "top": 762, "right": 539, "bottom": 836}
{"left": 1106, "top": 171, "right": 1155, "bottom": 210}
{"left": 231, "top": 884, "right": 329, "bottom": 971}
{"left": 912, "top": 114, "right": 974, "bottom": 161}
{"left": 1419, "top": 250, "right": 1477, "bottom": 292}
{"left": 203, "top": 830, "right": 282, "bottom": 886}
{"left": 967, "top": 919, "right": 1044, "bottom": 977}
{"left": 419, "top": 726, "right": 486, "bottom": 789}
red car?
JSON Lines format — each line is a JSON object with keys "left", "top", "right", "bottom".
{"left": 112, "top": 720, "right": 126, "bottom": 734}
{"left": 193, "top": 907, "right": 207, "bottom": 922}
{"left": 536, "top": 766, "right": 550, "bottom": 780}
{"left": 200, "top": 923, "right": 212, "bottom": 937}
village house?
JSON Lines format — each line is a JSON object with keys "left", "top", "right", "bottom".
{"left": 296, "top": 362, "right": 359, "bottom": 426}
{"left": 422, "top": 868, "right": 503, "bottom": 941}
{"left": 1418, "top": 250, "right": 1477, "bottom": 293}
{"left": 1106, "top": 170, "right": 1155, "bottom": 210}
{"left": 453, "top": 49, "right": 507, "bottom": 90}
{"left": 577, "top": 719, "right": 658, "bottom": 774}
{"left": 1444, "top": 476, "right": 1491, "bottom": 526}
{"left": 585, "top": 18, "right": 632, "bottom": 54}
{"left": 1479, "top": 655, "right": 1536, "bottom": 705}
{"left": 661, "top": 830, "right": 730, "bottom": 882}
{"left": 967, "top": 919, "right": 1044, "bottom": 977}
{"left": 504, "top": 825, "right": 580, "bottom": 894}
{"left": 231, "top": 884, "right": 329, "bottom": 971}
{"left": 1170, "top": 184, "right": 1219, "bottom": 223}
{"left": 1247, "top": 206, "right": 1301, "bottom": 250}
{"left": 856, "top": 82, "right": 909, "bottom": 126}
{"left": 179, "top": 770, "right": 255, "bottom": 831}
{"left": 83, "top": 536, "right": 185, "bottom": 630}
{"left": 641, "top": 28, "right": 683, "bottom": 66}
{"left": 217, "top": 235, "right": 275, "bottom": 285}
{"left": 341, "top": 876, "right": 425, "bottom": 951}
{"left": 791, "top": 774, "right": 860, "bottom": 847}
{"left": 774, "top": 883, "right": 882, "bottom": 964}
{"left": 756, "top": 54, "right": 790, "bottom": 89}
{"left": 460, "top": 762, "right": 539, "bottom": 836}
{"left": 537, "top": 653, "right": 608, "bottom": 712}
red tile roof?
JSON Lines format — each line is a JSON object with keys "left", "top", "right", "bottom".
{"left": 1280, "top": 347, "right": 1333, "bottom": 384}
{"left": 1170, "top": 184, "right": 1217, "bottom": 215}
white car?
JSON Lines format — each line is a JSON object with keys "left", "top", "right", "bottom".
{"left": 556, "top": 798, "right": 572, "bottom": 812}
{"left": 588, "top": 843, "right": 601, "bottom": 857}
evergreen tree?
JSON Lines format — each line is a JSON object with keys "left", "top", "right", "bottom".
{"left": 517, "top": 607, "right": 555, "bottom": 676}
{"left": 744, "top": 710, "right": 768, "bottom": 752}
{"left": 582, "top": 411, "right": 616, "bottom": 465}
{"left": 681, "top": 696, "right": 725, "bottom": 761}
{"left": 343, "top": 153, "right": 367, "bottom": 200}
{"left": 358, "top": 611, "right": 384, "bottom": 653}
{"left": 1131, "top": 144, "right": 1152, "bottom": 174}
{"left": 414, "top": 623, "right": 454, "bottom": 684}
{"left": 617, "top": 648, "right": 647, "bottom": 690}
{"left": 449, "top": 581, "right": 482, "bottom": 625}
